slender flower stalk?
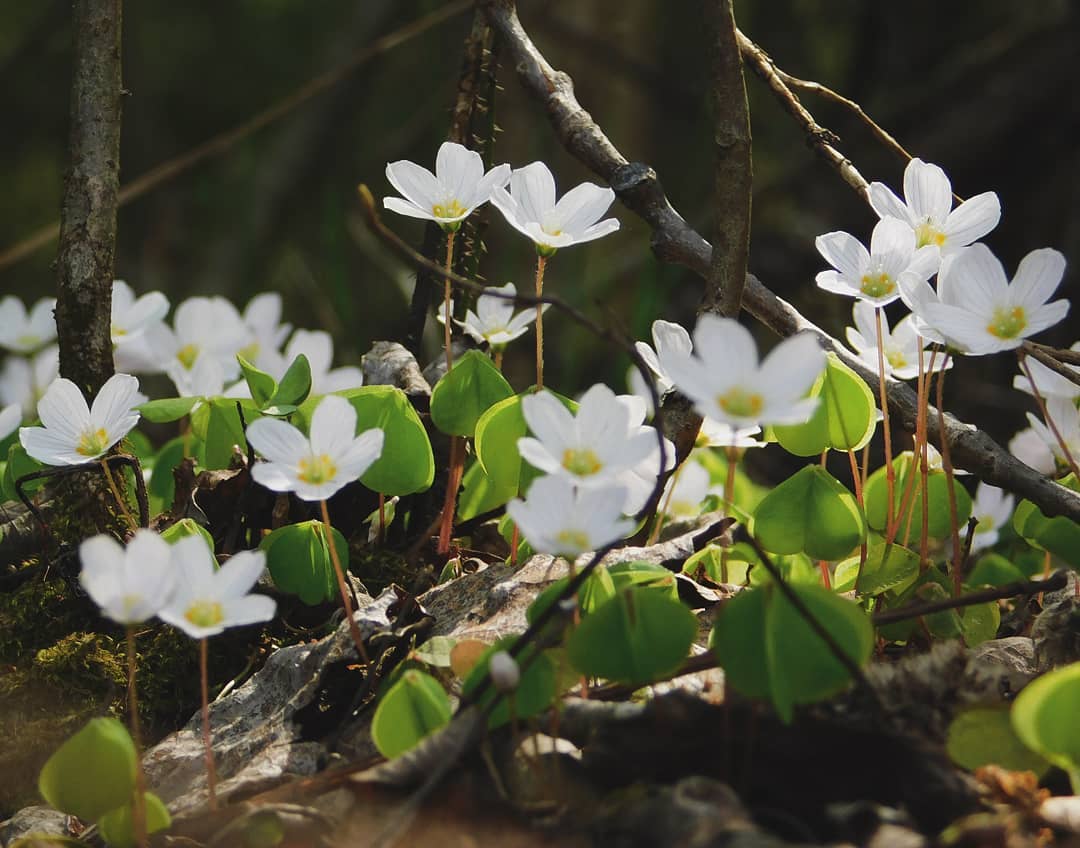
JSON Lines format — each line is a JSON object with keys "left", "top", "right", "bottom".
{"left": 320, "top": 499, "right": 369, "bottom": 663}
{"left": 443, "top": 230, "right": 456, "bottom": 374}
{"left": 534, "top": 255, "right": 548, "bottom": 388}
{"left": 875, "top": 308, "right": 896, "bottom": 536}
{"left": 436, "top": 435, "right": 466, "bottom": 558}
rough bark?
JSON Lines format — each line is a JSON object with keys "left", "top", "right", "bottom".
{"left": 54, "top": 0, "right": 123, "bottom": 396}
{"left": 702, "top": 0, "right": 752, "bottom": 319}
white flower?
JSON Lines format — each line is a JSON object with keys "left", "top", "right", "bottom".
{"left": 452, "top": 283, "right": 545, "bottom": 348}
{"left": 844, "top": 301, "right": 950, "bottom": 381}
{"left": 517, "top": 384, "right": 657, "bottom": 493}
{"left": 661, "top": 460, "right": 714, "bottom": 519}
{"left": 279, "top": 330, "right": 363, "bottom": 395}
{"left": 0, "top": 345, "right": 58, "bottom": 418}
{"left": 1009, "top": 425, "right": 1057, "bottom": 476}
{"left": 0, "top": 296, "right": 56, "bottom": 353}
{"left": 20, "top": 373, "right": 141, "bottom": 465}
{"left": 816, "top": 217, "right": 939, "bottom": 306}
{"left": 1013, "top": 342, "right": 1080, "bottom": 401}
{"left": 634, "top": 319, "right": 693, "bottom": 401}
{"left": 0, "top": 403, "right": 20, "bottom": 442}
{"left": 902, "top": 245, "right": 1069, "bottom": 355}
{"left": 661, "top": 316, "right": 824, "bottom": 427}
{"left": 79, "top": 530, "right": 177, "bottom": 624}
{"left": 245, "top": 394, "right": 384, "bottom": 501}
{"left": 869, "top": 158, "right": 1001, "bottom": 255}
{"left": 969, "top": 482, "right": 1015, "bottom": 552}
{"left": 143, "top": 296, "right": 249, "bottom": 380}
{"left": 240, "top": 293, "right": 292, "bottom": 371}
{"left": 158, "top": 535, "right": 276, "bottom": 639}
{"left": 695, "top": 418, "right": 764, "bottom": 450}
{"left": 111, "top": 280, "right": 169, "bottom": 346}
{"left": 384, "top": 141, "right": 511, "bottom": 229}
{"left": 1026, "top": 396, "right": 1080, "bottom": 468}
{"left": 506, "top": 474, "right": 634, "bottom": 557}
{"left": 490, "top": 161, "right": 619, "bottom": 254}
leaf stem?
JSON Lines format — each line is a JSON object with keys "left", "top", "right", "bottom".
{"left": 934, "top": 354, "right": 963, "bottom": 596}
{"left": 874, "top": 308, "right": 896, "bottom": 537}
{"left": 437, "top": 436, "right": 466, "bottom": 556}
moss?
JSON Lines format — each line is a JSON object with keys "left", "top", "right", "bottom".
{"left": 350, "top": 545, "right": 429, "bottom": 596}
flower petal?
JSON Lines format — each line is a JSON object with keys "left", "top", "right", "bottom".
{"left": 1010, "top": 248, "right": 1066, "bottom": 309}
{"left": 213, "top": 549, "right": 267, "bottom": 599}
{"left": 335, "top": 428, "right": 384, "bottom": 480}
{"left": 37, "top": 378, "right": 90, "bottom": 442}
{"left": 246, "top": 417, "right": 309, "bottom": 465}
{"left": 758, "top": 333, "right": 825, "bottom": 409}
{"left": 308, "top": 394, "right": 357, "bottom": 458}
{"left": 521, "top": 390, "right": 575, "bottom": 450}
{"left": 693, "top": 315, "right": 758, "bottom": 379}
{"left": 89, "top": 373, "right": 141, "bottom": 437}
{"left": 942, "top": 191, "right": 1001, "bottom": 249}
{"left": 435, "top": 141, "right": 483, "bottom": 201}
{"left": 20, "top": 426, "right": 88, "bottom": 465}
{"left": 222, "top": 594, "right": 277, "bottom": 628}
{"left": 904, "top": 159, "right": 952, "bottom": 223}
{"left": 868, "top": 182, "right": 913, "bottom": 225}
{"left": 510, "top": 162, "right": 557, "bottom": 223}
{"left": 549, "top": 182, "right": 616, "bottom": 236}
{"left": 383, "top": 196, "right": 434, "bottom": 220}
{"left": 385, "top": 160, "right": 441, "bottom": 211}
{"left": 943, "top": 243, "right": 1009, "bottom": 308}
{"left": 815, "top": 231, "right": 869, "bottom": 280}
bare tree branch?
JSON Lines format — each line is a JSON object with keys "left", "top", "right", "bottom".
{"left": 702, "top": 0, "right": 752, "bottom": 319}
{"left": 479, "top": 0, "right": 1080, "bottom": 523}
{"left": 54, "top": 0, "right": 123, "bottom": 395}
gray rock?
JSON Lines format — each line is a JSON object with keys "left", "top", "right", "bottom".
{"left": 0, "top": 806, "right": 71, "bottom": 846}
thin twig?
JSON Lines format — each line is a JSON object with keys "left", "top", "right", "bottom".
{"left": 1022, "top": 342, "right": 1080, "bottom": 389}
{"left": 872, "top": 571, "right": 1069, "bottom": 625}
{"left": 734, "top": 29, "right": 869, "bottom": 198}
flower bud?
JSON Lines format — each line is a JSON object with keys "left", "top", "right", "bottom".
{"left": 489, "top": 650, "right": 520, "bottom": 693}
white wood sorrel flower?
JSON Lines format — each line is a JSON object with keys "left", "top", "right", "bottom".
{"left": 1027, "top": 396, "right": 1080, "bottom": 468}
{"left": 869, "top": 158, "right": 1001, "bottom": 255}
{"left": 901, "top": 245, "right": 1069, "bottom": 355}
{"left": 0, "top": 296, "right": 56, "bottom": 354}
{"left": 969, "top": 482, "right": 1015, "bottom": 553}
{"left": 844, "top": 301, "right": 949, "bottom": 381}
{"left": 111, "top": 280, "right": 169, "bottom": 347}
{"left": 490, "top": 161, "right": 619, "bottom": 255}
{"left": 1013, "top": 341, "right": 1080, "bottom": 400}
{"left": 452, "top": 283, "right": 547, "bottom": 349}
{"left": 815, "top": 217, "right": 939, "bottom": 306}
{"left": 159, "top": 535, "right": 276, "bottom": 639}
{"left": 245, "top": 394, "right": 385, "bottom": 501}
{"left": 0, "top": 345, "right": 58, "bottom": 418}
{"left": 384, "top": 141, "right": 510, "bottom": 230}
{"left": 661, "top": 316, "right": 825, "bottom": 428}
{"left": 0, "top": 403, "right": 20, "bottom": 442}
{"left": 506, "top": 474, "right": 634, "bottom": 557}
{"left": 79, "top": 530, "right": 177, "bottom": 624}
{"left": 20, "top": 373, "right": 141, "bottom": 465}
{"left": 517, "top": 383, "right": 658, "bottom": 492}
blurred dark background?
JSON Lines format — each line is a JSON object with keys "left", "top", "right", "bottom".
{"left": 1, "top": 0, "right": 1077, "bottom": 455}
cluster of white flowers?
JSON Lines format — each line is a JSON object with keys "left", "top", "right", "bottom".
{"left": 813, "top": 157, "right": 1077, "bottom": 536}
{"left": 79, "top": 529, "right": 275, "bottom": 639}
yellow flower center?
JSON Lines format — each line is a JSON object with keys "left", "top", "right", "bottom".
{"left": 561, "top": 448, "right": 603, "bottom": 476}
{"left": 76, "top": 427, "right": 111, "bottom": 457}
{"left": 717, "top": 387, "right": 764, "bottom": 419}
{"left": 297, "top": 453, "right": 338, "bottom": 485}
{"left": 184, "top": 600, "right": 224, "bottom": 628}
{"left": 121, "top": 594, "right": 143, "bottom": 616}
{"left": 987, "top": 306, "right": 1027, "bottom": 340}
{"left": 859, "top": 271, "right": 896, "bottom": 299}
{"left": 239, "top": 342, "right": 260, "bottom": 362}
{"left": 111, "top": 324, "right": 126, "bottom": 339}
{"left": 556, "top": 529, "right": 590, "bottom": 551}
{"left": 432, "top": 199, "right": 467, "bottom": 219}
{"left": 885, "top": 348, "right": 908, "bottom": 370}
{"left": 177, "top": 343, "right": 200, "bottom": 369}
{"left": 16, "top": 333, "right": 40, "bottom": 349}
{"left": 914, "top": 221, "right": 947, "bottom": 249}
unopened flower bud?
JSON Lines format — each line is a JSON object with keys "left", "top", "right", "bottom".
{"left": 489, "top": 650, "right": 520, "bottom": 693}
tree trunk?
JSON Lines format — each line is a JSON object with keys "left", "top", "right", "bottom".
{"left": 54, "top": 0, "right": 123, "bottom": 396}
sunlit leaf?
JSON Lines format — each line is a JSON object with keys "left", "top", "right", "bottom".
{"left": 1012, "top": 661, "right": 1080, "bottom": 792}
{"left": 430, "top": 349, "right": 514, "bottom": 437}
{"left": 38, "top": 718, "right": 136, "bottom": 823}
{"left": 370, "top": 670, "right": 452, "bottom": 759}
